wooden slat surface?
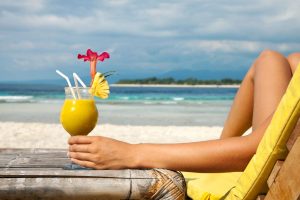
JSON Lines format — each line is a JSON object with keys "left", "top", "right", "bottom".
{"left": 267, "top": 160, "right": 283, "bottom": 188}
{"left": 0, "top": 148, "right": 186, "bottom": 199}
{"left": 0, "top": 148, "right": 70, "bottom": 169}
{"left": 256, "top": 195, "right": 265, "bottom": 200}
{"left": 265, "top": 138, "right": 300, "bottom": 200}
{"left": 0, "top": 148, "right": 155, "bottom": 178}
{"left": 0, "top": 177, "right": 143, "bottom": 199}
{"left": 287, "top": 118, "right": 300, "bottom": 151}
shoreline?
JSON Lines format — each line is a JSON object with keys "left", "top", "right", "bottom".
{"left": 111, "top": 83, "right": 240, "bottom": 88}
{"left": 0, "top": 102, "right": 230, "bottom": 126}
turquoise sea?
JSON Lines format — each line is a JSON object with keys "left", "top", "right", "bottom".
{"left": 0, "top": 83, "right": 237, "bottom": 126}
{"left": 0, "top": 83, "right": 237, "bottom": 104}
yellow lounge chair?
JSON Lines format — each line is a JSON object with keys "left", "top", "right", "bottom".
{"left": 183, "top": 63, "right": 300, "bottom": 200}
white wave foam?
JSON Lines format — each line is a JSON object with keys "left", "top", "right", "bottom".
{"left": 173, "top": 97, "right": 184, "bottom": 101}
{"left": 0, "top": 96, "right": 34, "bottom": 102}
{"left": 39, "top": 100, "right": 64, "bottom": 104}
{"left": 119, "top": 96, "right": 130, "bottom": 100}
{"left": 161, "top": 101, "right": 177, "bottom": 105}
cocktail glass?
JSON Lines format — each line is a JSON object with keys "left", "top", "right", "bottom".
{"left": 60, "top": 87, "right": 98, "bottom": 169}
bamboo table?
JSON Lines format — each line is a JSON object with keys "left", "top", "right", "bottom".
{"left": 0, "top": 148, "right": 186, "bottom": 200}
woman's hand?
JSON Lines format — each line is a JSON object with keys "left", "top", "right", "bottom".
{"left": 68, "top": 136, "right": 137, "bottom": 169}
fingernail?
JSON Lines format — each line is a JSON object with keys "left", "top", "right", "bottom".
{"left": 67, "top": 152, "right": 70, "bottom": 158}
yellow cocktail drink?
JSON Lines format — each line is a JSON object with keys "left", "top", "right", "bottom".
{"left": 60, "top": 87, "right": 98, "bottom": 136}
{"left": 60, "top": 99, "right": 98, "bottom": 136}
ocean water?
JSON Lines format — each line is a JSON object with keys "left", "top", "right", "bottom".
{"left": 0, "top": 83, "right": 238, "bottom": 125}
{"left": 0, "top": 83, "right": 237, "bottom": 104}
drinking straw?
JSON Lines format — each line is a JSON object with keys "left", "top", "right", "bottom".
{"left": 73, "top": 73, "right": 87, "bottom": 88}
{"left": 55, "top": 70, "right": 76, "bottom": 99}
{"left": 73, "top": 73, "right": 81, "bottom": 99}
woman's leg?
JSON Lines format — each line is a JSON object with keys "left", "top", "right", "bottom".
{"left": 221, "top": 50, "right": 292, "bottom": 138}
{"left": 287, "top": 52, "right": 300, "bottom": 74}
{"left": 220, "top": 60, "right": 254, "bottom": 138}
{"left": 251, "top": 50, "right": 292, "bottom": 129}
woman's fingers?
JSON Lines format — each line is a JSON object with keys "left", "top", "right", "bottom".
{"left": 69, "top": 144, "right": 90, "bottom": 153}
{"left": 68, "top": 136, "right": 131, "bottom": 170}
{"left": 68, "top": 136, "right": 95, "bottom": 144}
{"left": 71, "top": 158, "right": 96, "bottom": 169}
{"left": 69, "top": 152, "right": 95, "bottom": 162}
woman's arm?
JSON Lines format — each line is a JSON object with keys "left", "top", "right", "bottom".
{"left": 135, "top": 134, "right": 255, "bottom": 172}
{"left": 68, "top": 115, "right": 271, "bottom": 172}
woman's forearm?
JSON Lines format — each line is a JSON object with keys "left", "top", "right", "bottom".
{"left": 133, "top": 116, "right": 271, "bottom": 172}
{"left": 133, "top": 136, "right": 254, "bottom": 172}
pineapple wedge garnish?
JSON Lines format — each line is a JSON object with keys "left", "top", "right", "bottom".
{"left": 90, "top": 72, "right": 110, "bottom": 99}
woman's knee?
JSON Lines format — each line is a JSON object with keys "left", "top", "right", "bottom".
{"left": 257, "top": 49, "right": 286, "bottom": 63}
{"left": 246, "top": 49, "right": 291, "bottom": 81}
{"left": 246, "top": 50, "right": 280, "bottom": 81}
{"left": 287, "top": 52, "right": 300, "bottom": 74}
{"left": 254, "top": 49, "right": 290, "bottom": 75}
{"left": 258, "top": 49, "right": 282, "bottom": 58}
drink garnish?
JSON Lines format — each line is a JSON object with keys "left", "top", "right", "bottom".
{"left": 90, "top": 72, "right": 110, "bottom": 99}
{"left": 77, "top": 49, "right": 110, "bottom": 85}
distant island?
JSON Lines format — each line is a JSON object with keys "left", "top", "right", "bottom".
{"left": 116, "top": 77, "right": 241, "bottom": 85}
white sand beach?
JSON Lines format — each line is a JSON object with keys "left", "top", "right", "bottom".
{"left": 0, "top": 101, "right": 227, "bottom": 149}
{"left": 0, "top": 122, "right": 223, "bottom": 149}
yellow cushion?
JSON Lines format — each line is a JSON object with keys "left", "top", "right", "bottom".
{"left": 183, "top": 172, "right": 242, "bottom": 200}
{"left": 225, "top": 63, "right": 300, "bottom": 200}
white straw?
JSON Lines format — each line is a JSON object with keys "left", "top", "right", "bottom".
{"left": 73, "top": 73, "right": 87, "bottom": 88}
{"left": 73, "top": 73, "right": 81, "bottom": 99}
{"left": 56, "top": 70, "right": 76, "bottom": 99}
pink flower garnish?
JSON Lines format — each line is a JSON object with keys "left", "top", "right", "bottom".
{"left": 78, "top": 49, "right": 110, "bottom": 85}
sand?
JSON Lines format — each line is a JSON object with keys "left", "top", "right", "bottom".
{"left": 0, "top": 122, "right": 223, "bottom": 149}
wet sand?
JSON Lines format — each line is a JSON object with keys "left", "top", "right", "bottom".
{"left": 0, "top": 102, "right": 230, "bottom": 126}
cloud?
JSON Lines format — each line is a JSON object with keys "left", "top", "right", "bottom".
{"left": 0, "top": 0, "right": 299, "bottom": 81}
{"left": 0, "top": 0, "right": 45, "bottom": 12}
{"left": 0, "top": 9, "right": 177, "bottom": 37}
{"left": 106, "top": 0, "right": 129, "bottom": 7}
{"left": 2, "top": 0, "right": 299, "bottom": 40}
{"left": 12, "top": 52, "right": 74, "bottom": 70}
{"left": 183, "top": 0, "right": 300, "bottom": 42}
{"left": 7, "top": 41, "right": 35, "bottom": 50}
{"left": 182, "top": 40, "right": 300, "bottom": 54}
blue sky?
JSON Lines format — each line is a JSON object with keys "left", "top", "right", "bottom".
{"left": 0, "top": 0, "right": 299, "bottom": 82}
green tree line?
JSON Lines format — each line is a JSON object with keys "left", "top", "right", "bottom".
{"left": 116, "top": 77, "right": 241, "bottom": 85}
